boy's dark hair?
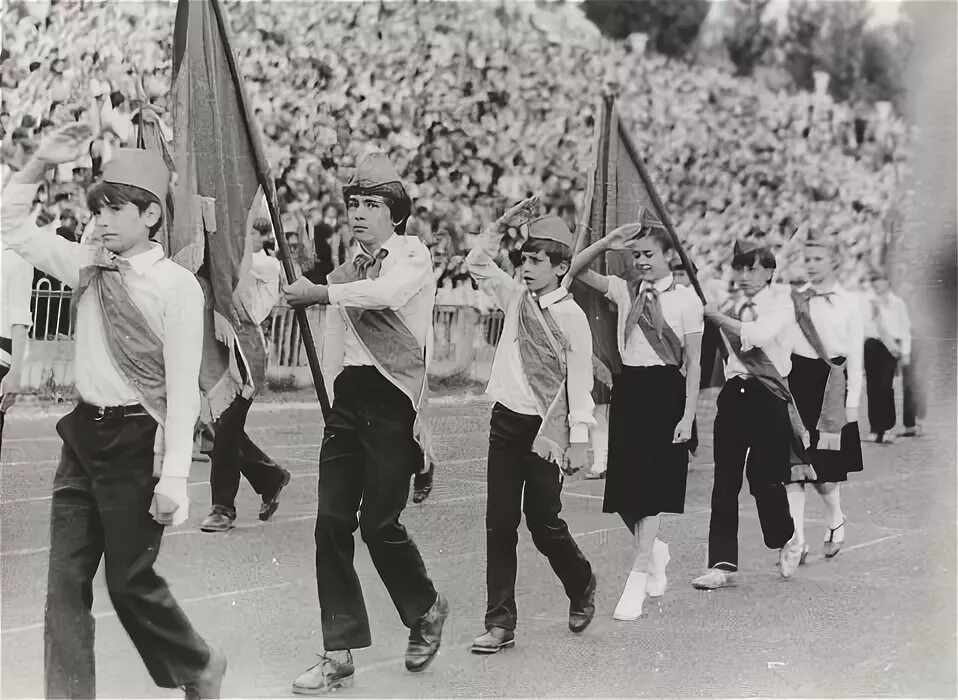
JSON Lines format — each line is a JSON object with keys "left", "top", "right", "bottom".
{"left": 252, "top": 217, "right": 272, "bottom": 234}
{"left": 86, "top": 181, "right": 163, "bottom": 237}
{"left": 731, "top": 247, "right": 776, "bottom": 271}
{"left": 343, "top": 186, "right": 411, "bottom": 235}
{"left": 519, "top": 237, "right": 571, "bottom": 267}
{"left": 635, "top": 225, "right": 674, "bottom": 252}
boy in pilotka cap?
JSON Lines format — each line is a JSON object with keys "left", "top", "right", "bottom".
{"left": 1, "top": 124, "right": 226, "bottom": 698}
{"left": 284, "top": 150, "right": 447, "bottom": 694}
{"left": 465, "top": 198, "right": 596, "bottom": 654}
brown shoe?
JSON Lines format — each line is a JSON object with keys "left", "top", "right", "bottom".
{"left": 184, "top": 645, "right": 227, "bottom": 699}
{"left": 470, "top": 627, "right": 515, "bottom": 654}
{"left": 405, "top": 593, "right": 449, "bottom": 672}
{"left": 292, "top": 651, "right": 355, "bottom": 695}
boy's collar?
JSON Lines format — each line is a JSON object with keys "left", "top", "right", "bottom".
{"left": 535, "top": 286, "right": 569, "bottom": 309}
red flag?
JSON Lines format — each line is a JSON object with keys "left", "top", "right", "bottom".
{"left": 171, "top": 0, "right": 273, "bottom": 336}
{"left": 569, "top": 95, "right": 725, "bottom": 392}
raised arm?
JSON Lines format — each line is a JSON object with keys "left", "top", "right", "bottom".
{"left": 568, "top": 222, "right": 644, "bottom": 296}
{"left": 2, "top": 124, "right": 96, "bottom": 287}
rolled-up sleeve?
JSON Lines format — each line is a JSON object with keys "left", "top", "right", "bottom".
{"left": 1, "top": 182, "right": 88, "bottom": 288}
{"left": 160, "top": 272, "right": 205, "bottom": 478}
{"left": 328, "top": 244, "right": 431, "bottom": 310}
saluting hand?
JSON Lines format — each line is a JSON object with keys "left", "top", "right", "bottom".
{"left": 35, "top": 122, "right": 95, "bottom": 165}
{"left": 604, "top": 223, "right": 644, "bottom": 251}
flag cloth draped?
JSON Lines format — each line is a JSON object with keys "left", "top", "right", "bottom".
{"left": 170, "top": 0, "right": 274, "bottom": 423}
{"left": 569, "top": 95, "right": 725, "bottom": 393}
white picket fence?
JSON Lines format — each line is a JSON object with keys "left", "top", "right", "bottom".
{"left": 20, "top": 281, "right": 505, "bottom": 391}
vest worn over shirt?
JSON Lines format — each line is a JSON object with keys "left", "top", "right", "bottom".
{"left": 327, "top": 255, "right": 432, "bottom": 460}
{"left": 514, "top": 289, "right": 574, "bottom": 466}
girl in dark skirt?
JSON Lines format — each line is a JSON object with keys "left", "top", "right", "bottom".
{"left": 568, "top": 210, "right": 703, "bottom": 621}
{"left": 785, "top": 237, "right": 865, "bottom": 561}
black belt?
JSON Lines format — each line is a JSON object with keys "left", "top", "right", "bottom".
{"left": 79, "top": 402, "right": 150, "bottom": 421}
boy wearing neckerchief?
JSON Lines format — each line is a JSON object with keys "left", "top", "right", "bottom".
{"left": 783, "top": 233, "right": 864, "bottom": 562}
{"left": 465, "top": 200, "right": 597, "bottom": 654}
{"left": 692, "top": 238, "right": 807, "bottom": 591}
{"left": 283, "top": 151, "right": 448, "bottom": 694}
{"left": 568, "top": 208, "right": 703, "bottom": 621}
{"left": 2, "top": 123, "right": 226, "bottom": 699}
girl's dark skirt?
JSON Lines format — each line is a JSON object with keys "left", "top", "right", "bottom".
{"left": 604, "top": 365, "right": 692, "bottom": 522}
{"left": 788, "top": 354, "right": 864, "bottom": 483}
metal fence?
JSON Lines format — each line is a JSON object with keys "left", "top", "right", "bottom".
{"left": 22, "top": 279, "right": 505, "bottom": 390}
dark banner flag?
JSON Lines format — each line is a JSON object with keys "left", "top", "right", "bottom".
{"left": 170, "top": 0, "right": 274, "bottom": 423}
{"left": 569, "top": 95, "right": 725, "bottom": 392}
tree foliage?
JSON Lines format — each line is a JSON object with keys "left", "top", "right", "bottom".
{"left": 781, "top": 0, "right": 826, "bottom": 92}
{"left": 723, "top": 0, "right": 777, "bottom": 77}
{"left": 582, "top": 0, "right": 710, "bottom": 58}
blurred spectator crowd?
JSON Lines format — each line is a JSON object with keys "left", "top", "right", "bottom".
{"left": 1, "top": 0, "right": 909, "bottom": 308}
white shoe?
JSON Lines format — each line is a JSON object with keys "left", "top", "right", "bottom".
{"left": 646, "top": 539, "right": 670, "bottom": 597}
{"left": 692, "top": 568, "right": 733, "bottom": 590}
{"left": 612, "top": 572, "right": 648, "bottom": 621}
{"left": 779, "top": 539, "right": 804, "bottom": 579}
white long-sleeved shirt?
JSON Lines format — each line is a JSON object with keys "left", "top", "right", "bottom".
{"left": 791, "top": 282, "right": 865, "bottom": 409}
{"left": 724, "top": 284, "right": 796, "bottom": 380}
{"left": 2, "top": 182, "right": 203, "bottom": 479}
{"left": 862, "top": 289, "right": 912, "bottom": 357}
{"left": 322, "top": 233, "right": 435, "bottom": 388}
{"left": 467, "top": 236, "right": 595, "bottom": 443}
{"left": 605, "top": 273, "right": 704, "bottom": 368}
{"left": 1, "top": 244, "right": 34, "bottom": 335}
{"left": 235, "top": 250, "right": 282, "bottom": 325}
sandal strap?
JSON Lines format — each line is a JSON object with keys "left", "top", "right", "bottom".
{"left": 826, "top": 520, "right": 846, "bottom": 542}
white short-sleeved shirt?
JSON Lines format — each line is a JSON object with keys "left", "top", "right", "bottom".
{"left": 605, "top": 273, "right": 705, "bottom": 368}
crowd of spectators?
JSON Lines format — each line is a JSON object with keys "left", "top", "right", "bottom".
{"left": 1, "top": 0, "right": 909, "bottom": 309}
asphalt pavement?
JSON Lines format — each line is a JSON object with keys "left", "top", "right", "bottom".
{"left": 1, "top": 391, "right": 955, "bottom": 698}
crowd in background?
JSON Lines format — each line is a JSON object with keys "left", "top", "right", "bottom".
{"left": 1, "top": 0, "right": 909, "bottom": 318}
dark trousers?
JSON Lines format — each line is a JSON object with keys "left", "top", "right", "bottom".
{"left": 902, "top": 341, "right": 926, "bottom": 428}
{"left": 484, "top": 403, "right": 593, "bottom": 632}
{"left": 707, "top": 379, "right": 795, "bottom": 572}
{"left": 864, "top": 338, "right": 898, "bottom": 433}
{"left": 45, "top": 405, "right": 210, "bottom": 699}
{"left": 314, "top": 367, "right": 437, "bottom": 651}
{"left": 210, "top": 395, "right": 284, "bottom": 514}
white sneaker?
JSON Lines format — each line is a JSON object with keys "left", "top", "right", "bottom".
{"left": 779, "top": 540, "right": 804, "bottom": 578}
{"left": 646, "top": 539, "right": 670, "bottom": 597}
{"left": 612, "top": 572, "right": 648, "bottom": 621}
{"left": 692, "top": 568, "right": 733, "bottom": 590}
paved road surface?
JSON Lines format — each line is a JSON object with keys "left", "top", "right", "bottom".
{"left": 2, "top": 393, "right": 955, "bottom": 698}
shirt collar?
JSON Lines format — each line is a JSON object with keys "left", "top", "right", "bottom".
{"left": 120, "top": 242, "right": 165, "bottom": 275}
{"left": 641, "top": 273, "right": 674, "bottom": 293}
{"left": 536, "top": 286, "right": 569, "bottom": 309}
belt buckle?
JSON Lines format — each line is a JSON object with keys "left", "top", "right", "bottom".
{"left": 94, "top": 406, "right": 107, "bottom": 421}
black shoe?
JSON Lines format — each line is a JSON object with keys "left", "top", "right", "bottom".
{"left": 200, "top": 506, "right": 236, "bottom": 533}
{"left": 184, "top": 644, "right": 227, "bottom": 699}
{"left": 569, "top": 573, "right": 596, "bottom": 633}
{"left": 259, "top": 469, "right": 291, "bottom": 521}
{"left": 405, "top": 593, "right": 449, "bottom": 672}
{"left": 412, "top": 461, "right": 435, "bottom": 504}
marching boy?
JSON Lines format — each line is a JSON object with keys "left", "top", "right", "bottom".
{"left": 2, "top": 124, "right": 226, "bottom": 698}
{"left": 692, "top": 239, "right": 806, "bottom": 591}
{"left": 465, "top": 199, "right": 596, "bottom": 654}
